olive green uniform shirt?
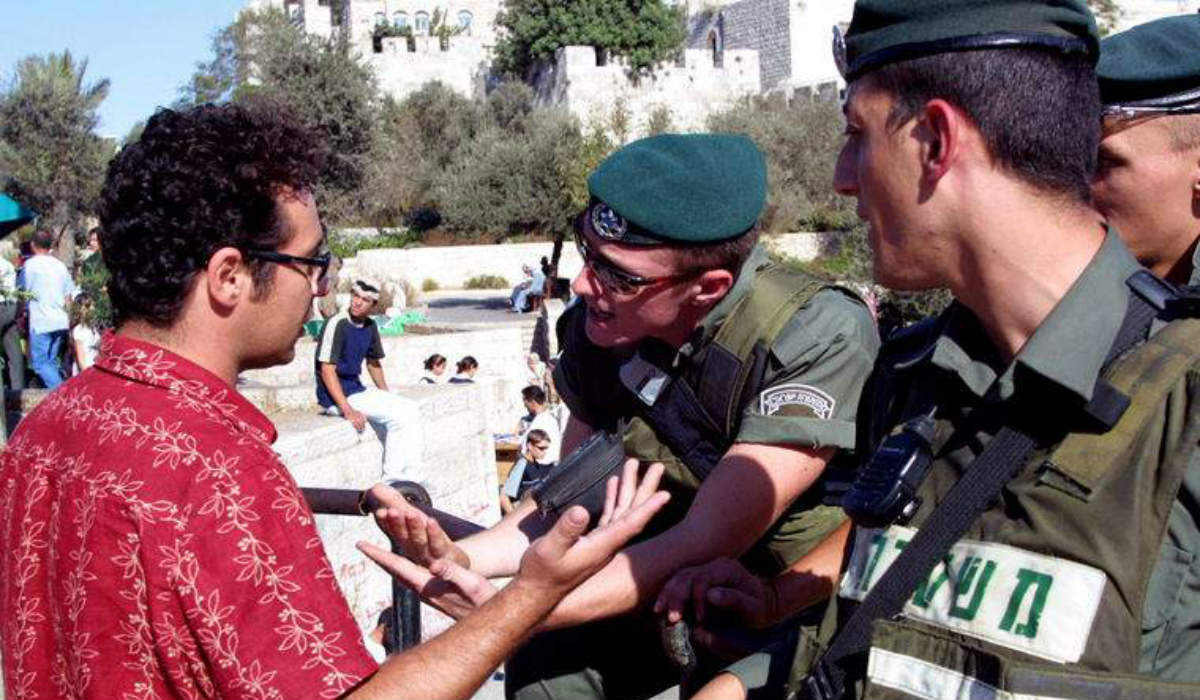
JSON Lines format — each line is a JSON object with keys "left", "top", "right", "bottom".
{"left": 843, "top": 231, "right": 1200, "bottom": 680}
{"left": 555, "top": 245, "right": 880, "bottom": 452}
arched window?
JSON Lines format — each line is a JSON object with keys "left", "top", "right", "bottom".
{"left": 374, "top": 12, "right": 387, "bottom": 26}
{"left": 708, "top": 29, "right": 723, "bottom": 68}
{"left": 414, "top": 11, "right": 430, "bottom": 35}
{"left": 393, "top": 10, "right": 409, "bottom": 28}
{"left": 458, "top": 10, "right": 473, "bottom": 35}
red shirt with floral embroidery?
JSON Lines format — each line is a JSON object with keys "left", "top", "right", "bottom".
{"left": 0, "top": 334, "right": 378, "bottom": 700}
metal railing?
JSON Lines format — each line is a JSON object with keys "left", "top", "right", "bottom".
{"left": 301, "top": 481, "right": 484, "bottom": 654}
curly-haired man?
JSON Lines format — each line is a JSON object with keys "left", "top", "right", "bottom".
{"left": 0, "top": 103, "right": 667, "bottom": 700}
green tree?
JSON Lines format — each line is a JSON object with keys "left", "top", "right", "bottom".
{"left": 435, "top": 107, "right": 583, "bottom": 238}
{"left": 364, "top": 82, "right": 483, "bottom": 225}
{"left": 182, "top": 8, "right": 379, "bottom": 224}
{"left": 0, "top": 51, "right": 111, "bottom": 241}
{"left": 1088, "top": 0, "right": 1124, "bottom": 36}
{"left": 493, "top": 0, "right": 686, "bottom": 77}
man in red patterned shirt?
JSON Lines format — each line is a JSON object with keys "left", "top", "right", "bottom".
{"left": 0, "top": 103, "right": 667, "bottom": 700}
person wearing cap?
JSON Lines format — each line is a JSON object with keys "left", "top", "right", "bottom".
{"left": 665, "top": 2, "right": 1200, "bottom": 699}
{"left": 315, "top": 277, "right": 424, "bottom": 480}
{"left": 370, "top": 132, "right": 880, "bottom": 699}
{"left": 1093, "top": 13, "right": 1200, "bottom": 287}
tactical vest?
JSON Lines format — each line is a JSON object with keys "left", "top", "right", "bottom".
{"left": 618, "top": 262, "right": 848, "bottom": 575}
{"left": 805, "top": 317, "right": 1200, "bottom": 699}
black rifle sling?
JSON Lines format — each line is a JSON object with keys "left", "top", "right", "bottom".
{"left": 802, "top": 276, "right": 1162, "bottom": 700}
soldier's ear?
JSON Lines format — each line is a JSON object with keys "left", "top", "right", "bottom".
{"left": 918, "top": 98, "right": 963, "bottom": 184}
{"left": 690, "top": 269, "right": 733, "bottom": 307}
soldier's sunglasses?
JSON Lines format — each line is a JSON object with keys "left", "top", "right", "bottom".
{"left": 572, "top": 226, "right": 698, "bottom": 297}
{"left": 246, "top": 249, "right": 333, "bottom": 297}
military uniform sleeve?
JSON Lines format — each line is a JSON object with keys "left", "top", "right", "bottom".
{"left": 552, "top": 303, "right": 627, "bottom": 431}
{"left": 735, "top": 287, "right": 880, "bottom": 450}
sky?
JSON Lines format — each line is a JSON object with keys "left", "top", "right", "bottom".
{"left": 1, "top": 0, "right": 249, "bottom": 140}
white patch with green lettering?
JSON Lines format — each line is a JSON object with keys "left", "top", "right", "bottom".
{"left": 840, "top": 526, "right": 1107, "bottom": 663}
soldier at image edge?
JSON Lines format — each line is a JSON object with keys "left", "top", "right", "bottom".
{"left": 659, "top": 1, "right": 1200, "bottom": 699}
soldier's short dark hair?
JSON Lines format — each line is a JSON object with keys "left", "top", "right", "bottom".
{"left": 866, "top": 48, "right": 1100, "bottom": 203}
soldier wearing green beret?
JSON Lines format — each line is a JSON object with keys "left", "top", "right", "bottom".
{"left": 1093, "top": 13, "right": 1200, "bottom": 287}
{"left": 660, "top": 2, "right": 1200, "bottom": 700}
{"left": 373, "top": 132, "right": 881, "bottom": 699}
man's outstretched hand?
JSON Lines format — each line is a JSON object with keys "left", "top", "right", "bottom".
{"left": 359, "top": 461, "right": 670, "bottom": 619}
{"left": 367, "top": 483, "right": 471, "bottom": 568}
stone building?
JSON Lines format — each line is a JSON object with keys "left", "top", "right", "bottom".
{"left": 246, "top": 0, "right": 852, "bottom": 135}
{"left": 243, "top": 0, "right": 1200, "bottom": 138}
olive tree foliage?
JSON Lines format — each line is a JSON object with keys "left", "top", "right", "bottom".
{"left": 181, "top": 8, "right": 379, "bottom": 224}
{"left": 709, "top": 95, "right": 950, "bottom": 328}
{"left": 1087, "top": 0, "right": 1124, "bottom": 36}
{"left": 366, "top": 81, "right": 589, "bottom": 238}
{"left": 0, "top": 51, "right": 111, "bottom": 247}
{"left": 708, "top": 95, "right": 857, "bottom": 234}
{"left": 364, "top": 82, "right": 483, "bottom": 227}
{"left": 493, "top": 0, "right": 687, "bottom": 78}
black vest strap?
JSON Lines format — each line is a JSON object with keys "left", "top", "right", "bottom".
{"left": 800, "top": 280, "right": 1160, "bottom": 700}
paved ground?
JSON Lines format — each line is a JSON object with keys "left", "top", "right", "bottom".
{"left": 421, "top": 290, "right": 536, "bottom": 325}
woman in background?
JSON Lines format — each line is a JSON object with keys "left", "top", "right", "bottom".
{"left": 449, "top": 356, "right": 478, "bottom": 383}
{"left": 418, "top": 353, "right": 446, "bottom": 384}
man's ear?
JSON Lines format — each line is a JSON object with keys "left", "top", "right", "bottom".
{"left": 204, "top": 246, "right": 250, "bottom": 311}
{"left": 918, "top": 98, "right": 962, "bottom": 183}
{"left": 690, "top": 269, "right": 734, "bottom": 307}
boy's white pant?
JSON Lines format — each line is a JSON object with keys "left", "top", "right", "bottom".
{"left": 345, "top": 388, "right": 423, "bottom": 481}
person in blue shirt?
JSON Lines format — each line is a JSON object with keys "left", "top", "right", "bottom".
{"left": 315, "top": 279, "right": 423, "bottom": 480}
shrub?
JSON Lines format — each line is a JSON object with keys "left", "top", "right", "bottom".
{"left": 328, "top": 229, "right": 419, "bottom": 259}
{"left": 464, "top": 274, "right": 509, "bottom": 289}
{"left": 421, "top": 278, "right": 439, "bottom": 292}
{"left": 707, "top": 94, "right": 857, "bottom": 234}
{"left": 435, "top": 107, "right": 582, "bottom": 238}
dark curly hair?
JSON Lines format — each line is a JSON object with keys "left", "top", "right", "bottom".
{"left": 98, "top": 103, "right": 325, "bottom": 327}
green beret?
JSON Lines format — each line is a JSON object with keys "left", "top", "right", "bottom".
{"left": 1098, "top": 14, "right": 1200, "bottom": 115}
{"left": 586, "top": 133, "right": 766, "bottom": 246}
{"left": 839, "top": 0, "right": 1099, "bottom": 81}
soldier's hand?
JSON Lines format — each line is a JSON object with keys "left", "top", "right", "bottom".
{"left": 358, "top": 547, "right": 496, "bottom": 620}
{"left": 654, "top": 557, "right": 778, "bottom": 629}
{"left": 515, "top": 463, "right": 670, "bottom": 597}
{"left": 367, "top": 483, "right": 470, "bottom": 568}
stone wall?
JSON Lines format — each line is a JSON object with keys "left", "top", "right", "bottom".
{"left": 342, "top": 232, "right": 827, "bottom": 291}
{"left": 353, "top": 239, "right": 584, "bottom": 290}
{"left": 707, "top": 0, "right": 792, "bottom": 91}
{"left": 372, "top": 35, "right": 489, "bottom": 99}
{"left": 240, "top": 325, "right": 532, "bottom": 436}
{"left": 531, "top": 45, "right": 761, "bottom": 136}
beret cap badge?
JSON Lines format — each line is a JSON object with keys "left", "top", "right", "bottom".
{"left": 590, "top": 203, "right": 630, "bottom": 242}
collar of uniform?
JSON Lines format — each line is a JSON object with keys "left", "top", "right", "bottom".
{"left": 94, "top": 332, "right": 278, "bottom": 444}
{"left": 926, "top": 230, "right": 1137, "bottom": 403}
{"left": 923, "top": 303, "right": 1006, "bottom": 398}
{"left": 676, "top": 243, "right": 771, "bottom": 361}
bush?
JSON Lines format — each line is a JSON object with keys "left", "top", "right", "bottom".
{"left": 707, "top": 95, "right": 857, "bottom": 234}
{"left": 464, "top": 274, "right": 509, "bottom": 289}
{"left": 328, "top": 229, "right": 419, "bottom": 259}
{"left": 435, "top": 107, "right": 583, "bottom": 238}
{"left": 775, "top": 225, "right": 952, "bottom": 335}
{"left": 421, "top": 278, "right": 439, "bottom": 292}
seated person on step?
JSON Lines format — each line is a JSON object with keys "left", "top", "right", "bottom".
{"left": 316, "top": 278, "right": 422, "bottom": 480}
